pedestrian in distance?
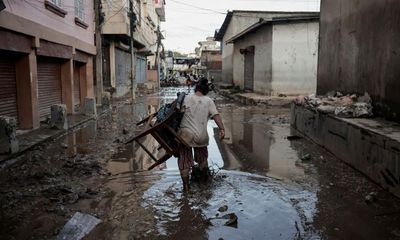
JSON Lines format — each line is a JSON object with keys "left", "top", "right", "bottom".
{"left": 178, "top": 77, "right": 225, "bottom": 193}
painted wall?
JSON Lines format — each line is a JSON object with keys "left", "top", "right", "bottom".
{"left": 271, "top": 21, "right": 319, "bottom": 95}
{"left": 317, "top": 0, "right": 400, "bottom": 122}
{"left": 1, "top": 0, "right": 94, "bottom": 48}
{"left": 220, "top": 11, "right": 318, "bottom": 86}
{"left": 232, "top": 25, "right": 273, "bottom": 94}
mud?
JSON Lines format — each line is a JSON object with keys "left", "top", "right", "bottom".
{"left": 0, "top": 88, "right": 400, "bottom": 240}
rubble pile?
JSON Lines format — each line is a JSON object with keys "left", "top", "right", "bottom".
{"left": 294, "top": 91, "right": 373, "bottom": 118}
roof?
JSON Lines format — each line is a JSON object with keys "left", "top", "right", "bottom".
{"left": 214, "top": 10, "right": 319, "bottom": 41}
{"left": 225, "top": 14, "right": 319, "bottom": 44}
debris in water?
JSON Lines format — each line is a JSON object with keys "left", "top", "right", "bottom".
{"left": 301, "top": 153, "right": 311, "bottom": 161}
{"left": 223, "top": 213, "right": 238, "bottom": 227}
{"left": 218, "top": 205, "right": 228, "bottom": 212}
{"left": 365, "top": 192, "right": 378, "bottom": 204}
{"left": 57, "top": 212, "right": 101, "bottom": 240}
{"left": 287, "top": 135, "right": 302, "bottom": 141}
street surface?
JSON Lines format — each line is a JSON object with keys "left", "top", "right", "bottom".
{"left": 1, "top": 88, "right": 400, "bottom": 240}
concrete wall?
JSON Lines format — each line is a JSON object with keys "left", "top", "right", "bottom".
{"left": 220, "top": 11, "right": 318, "bottom": 86}
{"left": 0, "top": 0, "right": 95, "bottom": 54}
{"left": 317, "top": 0, "right": 400, "bottom": 122}
{"left": 271, "top": 21, "right": 319, "bottom": 95}
{"left": 232, "top": 25, "right": 273, "bottom": 94}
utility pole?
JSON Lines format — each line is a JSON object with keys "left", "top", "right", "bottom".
{"left": 95, "top": 0, "right": 103, "bottom": 105}
{"left": 129, "top": 1, "right": 136, "bottom": 101}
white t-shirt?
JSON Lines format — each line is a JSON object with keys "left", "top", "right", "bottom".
{"left": 179, "top": 94, "right": 219, "bottom": 147}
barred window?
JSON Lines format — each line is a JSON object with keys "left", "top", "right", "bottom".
{"left": 50, "top": 0, "right": 62, "bottom": 7}
{"left": 75, "top": 0, "right": 84, "bottom": 20}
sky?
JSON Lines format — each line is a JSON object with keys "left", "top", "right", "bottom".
{"left": 162, "top": 0, "right": 321, "bottom": 53}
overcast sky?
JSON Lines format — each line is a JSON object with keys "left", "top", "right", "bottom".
{"left": 162, "top": 0, "right": 320, "bottom": 53}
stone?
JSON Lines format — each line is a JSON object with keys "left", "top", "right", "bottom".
{"left": 102, "top": 92, "right": 111, "bottom": 110}
{"left": 0, "top": 116, "right": 18, "bottom": 154}
{"left": 50, "top": 104, "right": 68, "bottom": 130}
{"left": 84, "top": 97, "right": 97, "bottom": 117}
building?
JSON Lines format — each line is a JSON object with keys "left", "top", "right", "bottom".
{"left": 291, "top": 0, "right": 400, "bottom": 197}
{"left": 198, "top": 37, "right": 222, "bottom": 82}
{"left": 226, "top": 15, "right": 319, "bottom": 95}
{"left": 214, "top": 10, "right": 318, "bottom": 86}
{"left": 0, "top": 0, "right": 96, "bottom": 129}
{"left": 317, "top": 0, "right": 400, "bottom": 122}
{"left": 101, "top": 0, "right": 165, "bottom": 96}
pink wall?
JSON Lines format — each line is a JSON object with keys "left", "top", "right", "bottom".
{"left": 3, "top": 0, "right": 94, "bottom": 45}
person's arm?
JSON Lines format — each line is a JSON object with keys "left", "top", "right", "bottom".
{"left": 213, "top": 114, "right": 225, "bottom": 140}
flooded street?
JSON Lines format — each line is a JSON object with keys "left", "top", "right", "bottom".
{"left": 1, "top": 88, "right": 400, "bottom": 240}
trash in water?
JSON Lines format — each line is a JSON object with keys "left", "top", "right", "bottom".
{"left": 57, "top": 212, "right": 101, "bottom": 240}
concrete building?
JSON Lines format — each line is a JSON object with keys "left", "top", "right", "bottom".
{"left": 198, "top": 37, "right": 222, "bottom": 82}
{"left": 214, "top": 10, "right": 318, "bottom": 86}
{"left": 101, "top": 0, "right": 165, "bottom": 96}
{"left": 0, "top": 0, "right": 96, "bottom": 129}
{"left": 291, "top": 0, "right": 400, "bottom": 197}
{"left": 226, "top": 16, "right": 319, "bottom": 95}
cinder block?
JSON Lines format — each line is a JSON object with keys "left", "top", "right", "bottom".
{"left": 0, "top": 116, "right": 19, "bottom": 154}
{"left": 84, "top": 97, "right": 97, "bottom": 116}
{"left": 50, "top": 104, "right": 68, "bottom": 130}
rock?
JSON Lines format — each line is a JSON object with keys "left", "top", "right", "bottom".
{"left": 301, "top": 153, "right": 311, "bottom": 161}
{"left": 365, "top": 192, "right": 378, "bottom": 204}
{"left": 218, "top": 205, "right": 228, "bottom": 212}
{"left": 224, "top": 213, "right": 238, "bottom": 227}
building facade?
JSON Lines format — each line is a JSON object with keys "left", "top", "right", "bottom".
{"left": 198, "top": 37, "right": 222, "bottom": 82}
{"left": 227, "top": 16, "right": 319, "bottom": 95}
{"left": 214, "top": 10, "right": 318, "bottom": 86}
{"left": 101, "top": 0, "right": 165, "bottom": 96}
{"left": 0, "top": 0, "right": 96, "bottom": 129}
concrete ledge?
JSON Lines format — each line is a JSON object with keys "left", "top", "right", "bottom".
{"left": 291, "top": 103, "right": 400, "bottom": 197}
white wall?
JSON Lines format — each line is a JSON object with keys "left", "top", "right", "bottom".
{"left": 271, "top": 21, "right": 319, "bottom": 95}
{"left": 221, "top": 11, "right": 318, "bottom": 86}
{"left": 232, "top": 25, "right": 273, "bottom": 94}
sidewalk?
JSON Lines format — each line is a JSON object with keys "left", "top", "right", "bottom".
{"left": 0, "top": 106, "right": 110, "bottom": 163}
{"left": 219, "top": 89, "right": 295, "bottom": 106}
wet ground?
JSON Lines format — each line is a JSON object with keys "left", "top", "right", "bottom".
{"left": 1, "top": 88, "right": 400, "bottom": 240}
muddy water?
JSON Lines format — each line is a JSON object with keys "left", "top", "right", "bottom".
{"left": 68, "top": 87, "right": 400, "bottom": 240}
{"left": 99, "top": 88, "right": 320, "bottom": 239}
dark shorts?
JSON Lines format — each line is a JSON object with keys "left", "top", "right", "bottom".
{"left": 178, "top": 145, "right": 208, "bottom": 170}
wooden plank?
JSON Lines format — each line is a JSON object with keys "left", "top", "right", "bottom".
{"left": 151, "top": 131, "right": 173, "bottom": 153}
{"left": 148, "top": 153, "right": 173, "bottom": 170}
{"left": 164, "top": 124, "right": 190, "bottom": 147}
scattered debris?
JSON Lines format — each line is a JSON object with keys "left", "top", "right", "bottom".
{"left": 301, "top": 153, "right": 311, "bottom": 161}
{"left": 57, "top": 212, "right": 101, "bottom": 240}
{"left": 218, "top": 205, "right": 228, "bottom": 212}
{"left": 294, "top": 92, "right": 373, "bottom": 118}
{"left": 287, "top": 135, "right": 302, "bottom": 141}
{"left": 223, "top": 213, "right": 238, "bottom": 227}
{"left": 365, "top": 192, "right": 378, "bottom": 204}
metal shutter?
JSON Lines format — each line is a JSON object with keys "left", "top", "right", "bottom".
{"left": 37, "top": 58, "right": 62, "bottom": 119}
{"left": 0, "top": 58, "right": 18, "bottom": 118}
{"left": 73, "top": 64, "right": 81, "bottom": 106}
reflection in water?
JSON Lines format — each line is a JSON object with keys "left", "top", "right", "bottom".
{"left": 219, "top": 106, "right": 304, "bottom": 181}
{"left": 66, "top": 121, "right": 97, "bottom": 157}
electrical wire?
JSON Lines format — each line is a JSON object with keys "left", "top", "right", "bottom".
{"left": 168, "top": 0, "right": 225, "bottom": 15}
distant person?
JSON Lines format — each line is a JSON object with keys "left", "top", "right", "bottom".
{"left": 178, "top": 78, "right": 225, "bottom": 192}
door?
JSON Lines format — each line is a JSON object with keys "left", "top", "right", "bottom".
{"left": 136, "top": 55, "right": 146, "bottom": 85}
{"left": 37, "top": 57, "right": 62, "bottom": 119}
{"left": 115, "top": 48, "right": 132, "bottom": 97}
{"left": 0, "top": 57, "right": 18, "bottom": 118}
{"left": 73, "top": 62, "right": 81, "bottom": 108}
{"left": 244, "top": 46, "right": 255, "bottom": 91}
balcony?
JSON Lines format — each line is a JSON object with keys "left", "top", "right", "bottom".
{"left": 101, "top": 0, "right": 130, "bottom": 36}
{"left": 155, "top": 0, "right": 165, "bottom": 22}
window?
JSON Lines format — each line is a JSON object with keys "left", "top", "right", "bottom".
{"left": 75, "top": 0, "right": 84, "bottom": 20}
{"left": 50, "top": 0, "right": 61, "bottom": 7}
{"left": 136, "top": 0, "right": 141, "bottom": 26}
